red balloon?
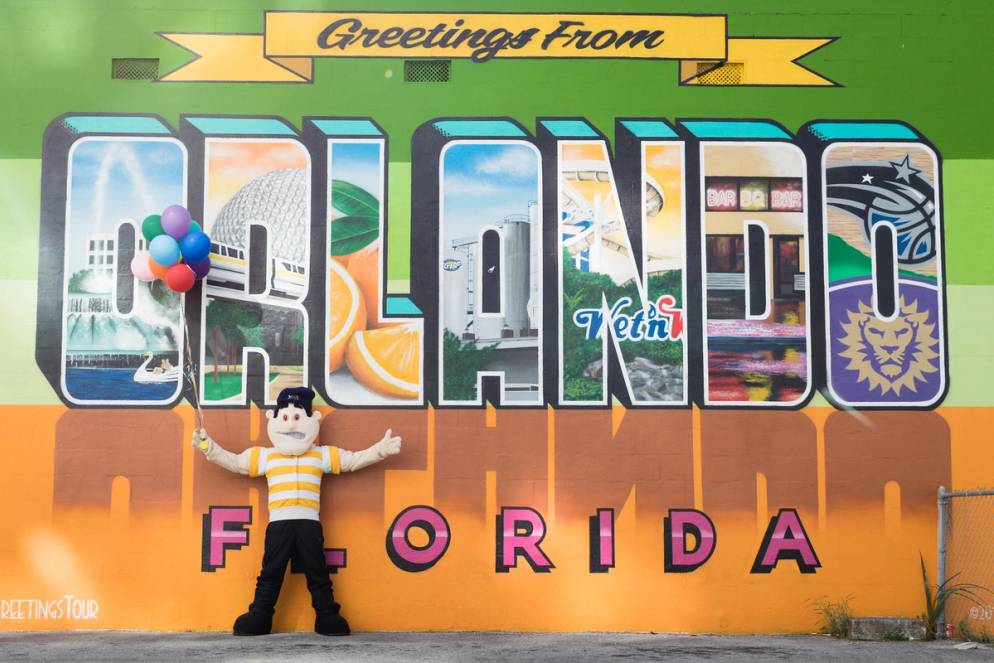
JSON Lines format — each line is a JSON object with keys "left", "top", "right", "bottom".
{"left": 165, "top": 263, "right": 196, "bottom": 293}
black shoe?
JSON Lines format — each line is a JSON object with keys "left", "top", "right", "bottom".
{"left": 315, "top": 610, "right": 351, "bottom": 636}
{"left": 233, "top": 610, "right": 273, "bottom": 636}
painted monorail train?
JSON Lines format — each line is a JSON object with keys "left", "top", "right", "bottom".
{"left": 207, "top": 241, "right": 306, "bottom": 300}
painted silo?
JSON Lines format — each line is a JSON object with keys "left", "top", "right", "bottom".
{"left": 526, "top": 201, "right": 541, "bottom": 333}
{"left": 501, "top": 215, "right": 531, "bottom": 336}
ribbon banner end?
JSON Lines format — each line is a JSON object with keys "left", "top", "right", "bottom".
{"left": 158, "top": 33, "right": 312, "bottom": 83}
{"left": 680, "top": 38, "right": 838, "bottom": 87}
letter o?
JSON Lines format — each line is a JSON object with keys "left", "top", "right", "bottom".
{"left": 385, "top": 505, "right": 451, "bottom": 572}
{"left": 590, "top": 30, "right": 618, "bottom": 49}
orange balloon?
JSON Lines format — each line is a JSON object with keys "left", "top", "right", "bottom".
{"left": 148, "top": 256, "right": 169, "bottom": 279}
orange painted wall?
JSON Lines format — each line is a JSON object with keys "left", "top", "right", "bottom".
{"left": 1, "top": 404, "right": 985, "bottom": 632}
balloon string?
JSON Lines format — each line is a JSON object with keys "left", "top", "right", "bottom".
{"left": 182, "top": 314, "right": 205, "bottom": 436}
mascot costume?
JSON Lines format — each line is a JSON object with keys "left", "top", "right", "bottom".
{"left": 193, "top": 386, "right": 401, "bottom": 636}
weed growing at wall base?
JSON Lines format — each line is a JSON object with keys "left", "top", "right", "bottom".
{"left": 920, "top": 552, "right": 990, "bottom": 640}
{"left": 811, "top": 595, "right": 853, "bottom": 638}
{"left": 958, "top": 620, "right": 994, "bottom": 644}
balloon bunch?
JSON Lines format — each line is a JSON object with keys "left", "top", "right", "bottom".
{"left": 130, "top": 204, "right": 212, "bottom": 293}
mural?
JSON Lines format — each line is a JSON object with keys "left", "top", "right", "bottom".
{"left": 36, "top": 115, "right": 948, "bottom": 411}
{"left": 7, "top": 1, "right": 991, "bottom": 638}
{"left": 23, "top": 111, "right": 964, "bottom": 631}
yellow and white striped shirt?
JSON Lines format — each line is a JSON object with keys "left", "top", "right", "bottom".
{"left": 203, "top": 439, "right": 391, "bottom": 521}
{"left": 247, "top": 446, "right": 342, "bottom": 522}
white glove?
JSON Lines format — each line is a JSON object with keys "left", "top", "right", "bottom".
{"left": 192, "top": 428, "right": 214, "bottom": 454}
{"left": 377, "top": 429, "right": 402, "bottom": 458}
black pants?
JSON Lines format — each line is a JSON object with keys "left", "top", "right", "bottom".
{"left": 248, "top": 519, "right": 340, "bottom": 616}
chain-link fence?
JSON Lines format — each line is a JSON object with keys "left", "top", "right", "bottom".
{"left": 938, "top": 487, "right": 994, "bottom": 638}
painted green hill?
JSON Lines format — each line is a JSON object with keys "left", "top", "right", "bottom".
{"left": 828, "top": 234, "right": 937, "bottom": 283}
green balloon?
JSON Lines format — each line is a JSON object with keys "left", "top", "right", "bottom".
{"left": 189, "top": 220, "right": 202, "bottom": 234}
{"left": 142, "top": 214, "right": 164, "bottom": 242}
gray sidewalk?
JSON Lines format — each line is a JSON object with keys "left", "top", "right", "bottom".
{"left": 0, "top": 631, "right": 991, "bottom": 662}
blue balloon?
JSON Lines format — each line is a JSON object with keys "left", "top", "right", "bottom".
{"left": 149, "top": 234, "right": 180, "bottom": 267}
{"left": 180, "top": 230, "right": 211, "bottom": 264}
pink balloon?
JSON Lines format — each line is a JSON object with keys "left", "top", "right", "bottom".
{"left": 131, "top": 251, "right": 156, "bottom": 282}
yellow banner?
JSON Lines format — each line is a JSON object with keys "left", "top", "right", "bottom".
{"left": 158, "top": 11, "right": 835, "bottom": 86}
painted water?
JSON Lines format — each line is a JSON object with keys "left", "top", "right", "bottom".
{"left": 65, "top": 368, "right": 178, "bottom": 401}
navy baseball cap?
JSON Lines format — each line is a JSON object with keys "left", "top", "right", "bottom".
{"left": 275, "top": 387, "right": 315, "bottom": 416}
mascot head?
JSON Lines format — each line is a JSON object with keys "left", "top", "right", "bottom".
{"left": 266, "top": 387, "right": 321, "bottom": 456}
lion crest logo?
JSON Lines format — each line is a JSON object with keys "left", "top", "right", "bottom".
{"left": 838, "top": 296, "right": 939, "bottom": 396}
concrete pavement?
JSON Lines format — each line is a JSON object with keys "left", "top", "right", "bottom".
{"left": 0, "top": 631, "right": 991, "bottom": 662}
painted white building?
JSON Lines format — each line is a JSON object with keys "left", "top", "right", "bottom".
{"left": 443, "top": 202, "right": 541, "bottom": 342}
{"left": 86, "top": 233, "right": 116, "bottom": 269}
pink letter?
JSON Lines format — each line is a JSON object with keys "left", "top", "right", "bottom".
{"left": 496, "top": 507, "right": 554, "bottom": 573}
{"left": 589, "top": 508, "right": 615, "bottom": 573}
{"left": 386, "top": 505, "right": 450, "bottom": 572}
{"left": 324, "top": 548, "right": 347, "bottom": 573}
{"left": 201, "top": 506, "right": 251, "bottom": 572}
{"left": 751, "top": 508, "right": 821, "bottom": 573}
{"left": 664, "top": 509, "right": 716, "bottom": 573}
{"left": 291, "top": 548, "right": 347, "bottom": 575}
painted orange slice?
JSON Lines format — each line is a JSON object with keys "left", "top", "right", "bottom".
{"left": 328, "top": 258, "right": 366, "bottom": 372}
{"left": 345, "top": 323, "right": 421, "bottom": 398}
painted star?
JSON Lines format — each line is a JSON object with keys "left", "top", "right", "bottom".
{"left": 861, "top": 173, "right": 874, "bottom": 184}
{"left": 890, "top": 154, "right": 921, "bottom": 183}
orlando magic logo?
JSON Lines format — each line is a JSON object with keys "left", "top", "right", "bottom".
{"left": 826, "top": 155, "right": 936, "bottom": 264}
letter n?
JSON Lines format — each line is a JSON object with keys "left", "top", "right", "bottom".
{"left": 538, "top": 118, "right": 688, "bottom": 407}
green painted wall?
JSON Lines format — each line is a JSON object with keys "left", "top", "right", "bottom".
{"left": 2, "top": 1, "right": 992, "bottom": 283}
{"left": 1, "top": 1, "right": 991, "bottom": 403}
{"left": 1, "top": 1, "right": 991, "bottom": 157}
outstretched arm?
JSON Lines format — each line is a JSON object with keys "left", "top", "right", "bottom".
{"left": 338, "top": 429, "right": 402, "bottom": 473}
{"left": 192, "top": 429, "right": 252, "bottom": 475}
